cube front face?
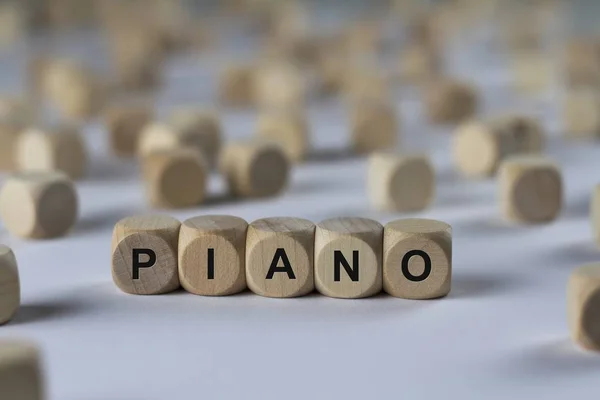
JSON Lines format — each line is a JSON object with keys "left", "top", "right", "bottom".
{"left": 246, "top": 218, "right": 315, "bottom": 298}
{"left": 314, "top": 236, "right": 382, "bottom": 299}
{"left": 383, "top": 219, "right": 452, "bottom": 299}
{"left": 500, "top": 161, "right": 562, "bottom": 223}
{"left": 112, "top": 232, "right": 180, "bottom": 295}
{"left": 0, "top": 245, "right": 19, "bottom": 325}
{"left": 179, "top": 235, "right": 246, "bottom": 296}
{"left": 0, "top": 341, "right": 44, "bottom": 400}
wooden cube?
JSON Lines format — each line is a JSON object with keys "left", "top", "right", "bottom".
{"left": 568, "top": 264, "right": 600, "bottom": 351}
{"left": 368, "top": 152, "right": 435, "bottom": 212}
{"left": 0, "top": 245, "right": 19, "bottom": 325}
{"left": 499, "top": 155, "right": 562, "bottom": 223}
{"left": 0, "top": 171, "right": 78, "bottom": 239}
{"left": 564, "top": 40, "right": 600, "bottom": 88}
{"left": 105, "top": 104, "right": 153, "bottom": 157}
{"left": 314, "top": 217, "right": 383, "bottom": 299}
{"left": 591, "top": 185, "right": 600, "bottom": 246}
{"left": 257, "top": 108, "right": 309, "bottom": 163}
{"left": 424, "top": 79, "right": 478, "bottom": 124}
{"left": 383, "top": 218, "right": 452, "bottom": 299}
{"left": 169, "top": 109, "right": 222, "bottom": 168}
{"left": 563, "top": 90, "right": 600, "bottom": 139}
{"left": 343, "top": 69, "right": 391, "bottom": 104}
{"left": 254, "top": 61, "right": 306, "bottom": 111}
{"left": 218, "top": 64, "right": 256, "bottom": 107}
{"left": 0, "top": 340, "right": 44, "bottom": 400}
{"left": 0, "top": 117, "right": 24, "bottom": 171}
{"left": 219, "top": 139, "right": 290, "bottom": 198}
{"left": 453, "top": 115, "right": 545, "bottom": 178}
{"left": 141, "top": 148, "right": 207, "bottom": 209}
{"left": 511, "top": 51, "right": 553, "bottom": 94}
{"left": 111, "top": 214, "right": 181, "bottom": 295}
{"left": 246, "top": 217, "right": 315, "bottom": 298}
{"left": 16, "top": 125, "right": 88, "bottom": 180}
{"left": 350, "top": 100, "right": 400, "bottom": 154}
{"left": 179, "top": 215, "right": 248, "bottom": 296}
{"left": 41, "top": 59, "right": 104, "bottom": 120}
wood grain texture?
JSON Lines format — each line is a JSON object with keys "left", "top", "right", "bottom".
{"left": 350, "top": 100, "right": 399, "bottom": 154}
{"left": 424, "top": 78, "right": 478, "bottom": 124}
{"left": 568, "top": 264, "right": 600, "bottom": 351}
{"left": 141, "top": 148, "right": 207, "bottom": 209}
{"left": 0, "top": 171, "right": 78, "bottom": 239}
{"left": 368, "top": 152, "right": 435, "bottom": 212}
{"left": 453, "top": 115, "right": 545, "bottom": 178}
{"left": 16, "top": 125, "right": 88, "bottom": 180}
{"left": 219, "top": 139, "right": 290, "bottom": 198}
{"left": 314, "top": 217, "right": 383, "bottom": 299}
{"left": 246, "top": 217, "right": 315, "bottom": 298}
{"left": 111, "top": 214, "right": 181, "bottom": 295}
{"left": 383, "top": 218, "right": 452, "bottom": 299}
{"left": 563, "top": 90, "right": 600, "bottom": 139}
{"left": 179, "top": 215, "right": 247, "bottom": 296}
{"left": 218, "top": 64, "right": 256, "bottom": 107}
{"left": 105, "top": 103, "right": 153, "bottom": 157}
{"left": 169, "top": 108, "right": 222, "bottom": 168}
{"left": 257, "top": 108, "right": 309, "bottom": 162}
{"left": 0, "top": 339, "right": 44, "bottom": 400}
{"left": 499, "top": 155, "right": 562, "bottom": 223}
{"left": 0, "top": 245, "right": 19, "bottom": 325}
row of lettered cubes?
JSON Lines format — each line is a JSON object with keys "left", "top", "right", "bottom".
{"left": 111, "top": 215, "right": 452, "bottom": 299}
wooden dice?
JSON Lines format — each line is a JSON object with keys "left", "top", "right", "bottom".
{"left": 453, "top": 115, "right": 545, "bottom": 178}
{"left": 350, "top": 100, "right": 400, "bottom": 154}
{"left": 499, "top": 155, "right": 562, "bottom": 223}
{"left": 169, "top": 109, "right": 222, "bottom": 168}
{"left": 368, "top": 152, "right": 435, "bottom": 212}
{"left": 257, "top": 108, "right": 309, "bottom": 163}
{"left": 141, "top": 148, "right": 207, "bottom": 209}
{"left": 111, "top": 215, "right": 181, "bottom": 295}
{"left": 564, "top": 39, "right": 600, "bottom": 88}
{"left": 105, "top": 103, "right": 153, "bottom": 157}
{"left": 0, "top": 245, "right": 19, "bottom": 325}
{"left": 0, "top": 340, "right": 44, "bottom": 400}
{"left": 568, "top": 264, "right": 600, "bottom": 351}
{"left": 16, "top": 125, "right": 88, "bottom": 180}
{"left": 0, "top": 171, "right": 78, "bottom": 239}
{"left": 563, "top": 90, "right": 600, "bottom": 139}
{"left": 254, "top": 61, "right": 306, "bottom": 111}
{"left": 179, "top": 215, "right": 247, "bottom": 296}
{"left": 0, "top": 117, "right": 24, "bottom": 171}
{"left": 219, "top": 139, "right": 290, "bottom": 198}
{"left": 218, "top": 64, "right": 256, "bottom": 107}
{"left": 246, "top": 217, "right": 315, "bottom": 298}
{"left": 383, "top": 218, "right": 452, "bottom": 299}
{"left": 314, "top": 217, "right": 383, "bottom": 298}
{"left": 511, "top": 51, "right": 553, "bottom": 94}
{"left": 424, "top": 79, "right": 478, "bottom": 124}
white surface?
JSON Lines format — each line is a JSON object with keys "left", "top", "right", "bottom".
{"left": 2, "top": 8, "right": 600, "bottom": 400}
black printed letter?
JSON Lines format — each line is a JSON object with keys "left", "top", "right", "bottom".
{"left": 132, "top": 249, "right": 156, "bottom": 279}
{"left": 401, "top": 250, "right": 431, "bottom": 282}
{"left": 334, "top": 251, "right": 359, "bottom": 282}
{"left": 265, "top": 248, "right": 296, "bottom": 279}
{"left": 207, "top": 248, "right": 215, "bottom": 280}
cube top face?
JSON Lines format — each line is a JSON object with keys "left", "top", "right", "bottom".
{"left": 250, "top": 217, "right": 314, "bottom": 235}
{"left": 115, "top": 215, "right": 180, "bottom": 234}
{"left": 247, "top": 217, "right": 315, "bottom": 298}
{"left": 182, "top": 215, "right": 247, "bottom": 232}
{"left": 385, "top": 218, "right": 451, "bottom": 235}
{"left": 317, "top": 217, "right": 382, "bottom": 235}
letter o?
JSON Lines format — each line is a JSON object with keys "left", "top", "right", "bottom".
{"left": 401, "top": 250, "right": 431, "bottom": 282}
